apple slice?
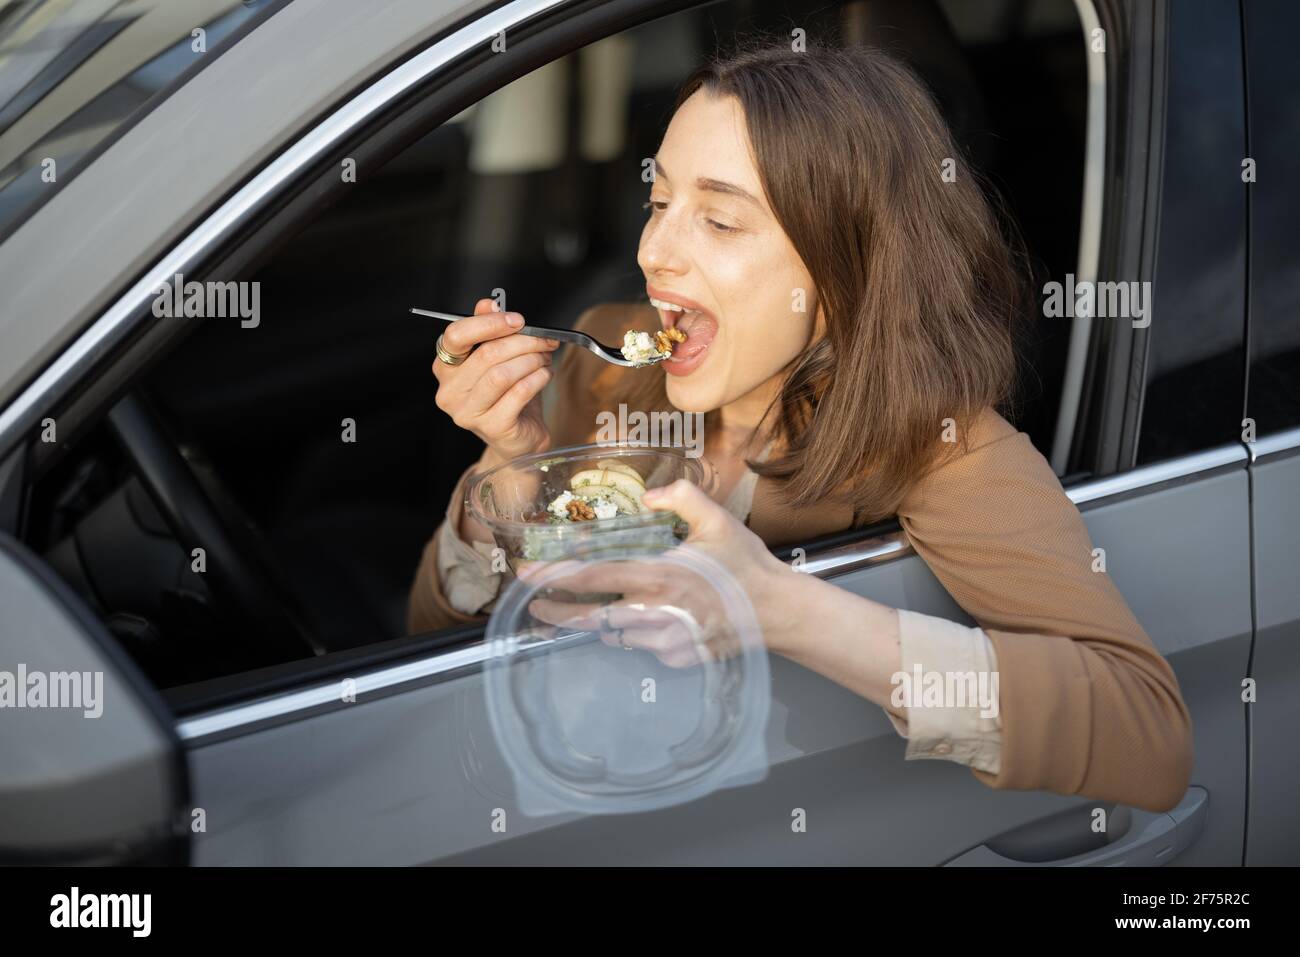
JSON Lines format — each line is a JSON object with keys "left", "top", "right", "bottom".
{"left": 593, "top": 460, "right": 646, "bottom": 486}
{"left": 570, "top": 484, "right": 640, "bottom": 515}
{"left": 570, "top": 468, "right": 646, "bottom": 504}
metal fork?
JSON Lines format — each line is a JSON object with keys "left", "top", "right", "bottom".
{"left": 409, "top": 307, "right": 667, "bottom": 367}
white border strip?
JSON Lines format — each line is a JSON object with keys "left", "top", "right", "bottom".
{"left": 1049, "top": 0, "right": 1107, "bottom": 473}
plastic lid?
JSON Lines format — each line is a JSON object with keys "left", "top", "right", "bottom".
{"left": 483, "top": 544, "right": 771, "bottom": 816}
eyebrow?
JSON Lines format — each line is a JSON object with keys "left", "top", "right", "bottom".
{"left": 653, "top": 157, "right": 765, "bottom": 212}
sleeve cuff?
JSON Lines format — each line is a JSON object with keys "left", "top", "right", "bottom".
{"left": 434, "top": 461, "right": 508, "bottom": 616}
{"left": 886, "top": 608, "right": 1003, "bottom": 775}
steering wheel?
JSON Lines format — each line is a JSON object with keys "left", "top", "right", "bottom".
{"left": 106, "top": 393, "right": 321, "bottom": 661}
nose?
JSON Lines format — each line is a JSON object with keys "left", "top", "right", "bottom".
{"left": 637, "top": 206, "right": 688, "bottom": 278}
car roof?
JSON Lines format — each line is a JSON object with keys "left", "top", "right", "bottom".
{"left": 0, "top": 0, "right": 488, "bottom": 422}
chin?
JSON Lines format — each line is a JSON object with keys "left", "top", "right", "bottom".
{"left": 664, "top": 377, "right": 723, "bottom": 415}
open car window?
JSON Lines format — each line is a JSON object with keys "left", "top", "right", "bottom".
{"left": 17, "top": 0, "right": 1090, "bottom": 693}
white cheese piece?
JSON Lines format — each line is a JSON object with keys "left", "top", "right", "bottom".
{"left": 620, "top": 329, "right": 667, "bottom": 365}
{"left": 547, "top": 490, "right": 575, "bottom": 518}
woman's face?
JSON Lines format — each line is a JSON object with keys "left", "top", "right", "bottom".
{"left": 637, "top": 89, "right": 821, "bottom": 414}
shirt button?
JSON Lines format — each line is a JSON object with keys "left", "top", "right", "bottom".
{"left": 933, "top": 740, "right": 953, "bottom": 755}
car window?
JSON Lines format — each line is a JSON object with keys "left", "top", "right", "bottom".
{"left": 22, "top": 0, "right": 1090, "bottom": 690}
{"left": 1243, "top": 0, "right": 1300, "bottom": 438}
{"left": 0, "top": 0, "right": 282, "bottom": 237}
{"left": 1134, "top": 0, "right": 1247, "bottom": 464}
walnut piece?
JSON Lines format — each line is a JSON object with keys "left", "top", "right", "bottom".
{"left": 565, "top": 498, "right": 596, "bottom": 521}
{"left": 654, "top": 326, "right": 687, "bottom": 356}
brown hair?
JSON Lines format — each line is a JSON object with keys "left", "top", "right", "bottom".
{"left": 666, "top": 38, "right": 1030, "bottom": 524}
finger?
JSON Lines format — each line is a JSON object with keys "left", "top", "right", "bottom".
{"left": 527, "top": 597, "right": 601, "bottom": 628}
{"left": 657, "top": 645, "right": 711, "bottom": 669}
{"left": 620, "top": 621, "right": 709, "bottom": 661}
{"left": 529, "top": 603, "right": 693, "bottom": 662}
{"left": 527, "top": 597, "right": 683, "bottom": 631}
{"left": 470, "top": 298, "right": 562, "bottom": 352}
{"left": 640, "top": 479, "right": 729, "bottom": 539}
{"left": 439, "top": 309, "right": 526, "bottom": 356}
{"left": 461, "top": 351, "right": 554, "bottom": 418}
{"left": 462, "top": 331, "right": 560, "bottom": 378}
{"left": 434, "top": 340, "right": 557, "bottom": 421}
{"left": 475, "top": 365, "right": 552, "bottom": 432}
{"left": 525, "top": 593, "right": 718, "bottom": 669}
{"left": 591, "top": 627, "right": 656, "bottom": 654}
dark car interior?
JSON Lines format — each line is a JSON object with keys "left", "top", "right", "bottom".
{"left": 20, "top": 0, "right": 1086, "bottom": 690}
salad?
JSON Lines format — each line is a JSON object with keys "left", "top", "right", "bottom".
{"left": 518, "top": 460, "right": 679, "bottom": 562}
{"left": 468, "top": 444, "right": 707, "bottom": 568}
{"left": 544, "top": 461, "right": 649, "bottom": 523}
{"left": 620, "top": 327, "right": 686, "bottom": 366}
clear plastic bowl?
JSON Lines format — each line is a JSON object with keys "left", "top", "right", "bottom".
{"left": 483, "top": 543, "right": 771, "bottom": 816}
{"left": 465, "top": 443, "right": 714, "bottom": 568}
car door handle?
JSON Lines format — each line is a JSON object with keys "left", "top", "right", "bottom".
{"left": 945, "top": 787, "right": 1209, "bottom": 866}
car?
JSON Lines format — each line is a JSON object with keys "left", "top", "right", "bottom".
{"left": 0, "top": 0, "right": 1296, "bottom": 865}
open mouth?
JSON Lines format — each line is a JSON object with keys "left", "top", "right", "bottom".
{"left": 648, "top": 294, "right": 718, "bottom": 375}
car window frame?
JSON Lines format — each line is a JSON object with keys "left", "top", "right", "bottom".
{"left": 5, "top": 0, "right": 1210, "bottom": 725}
{"left": 1130, "top": 0, "right": 1250, "bottom": 469}
{"left": 165, "top": 0, "right": 1122, "bottom": 719}
{"left": 1242, "top": 0, "right": 1300, "bottom": 449}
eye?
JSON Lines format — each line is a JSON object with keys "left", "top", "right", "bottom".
{"left": 642, "top": 200, "right": 738, "bottom": 234}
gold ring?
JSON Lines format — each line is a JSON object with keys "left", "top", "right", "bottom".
{"left": 436, "top": 334, "right": 470, "bottom": 366}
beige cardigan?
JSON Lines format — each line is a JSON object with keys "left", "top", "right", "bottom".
{"left": 407, "top": 302, "right": 1195, "bottom": 813}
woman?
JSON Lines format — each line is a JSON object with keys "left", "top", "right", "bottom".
{"left": 407, "top": 40, "right": 1193, "bottom": 812}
